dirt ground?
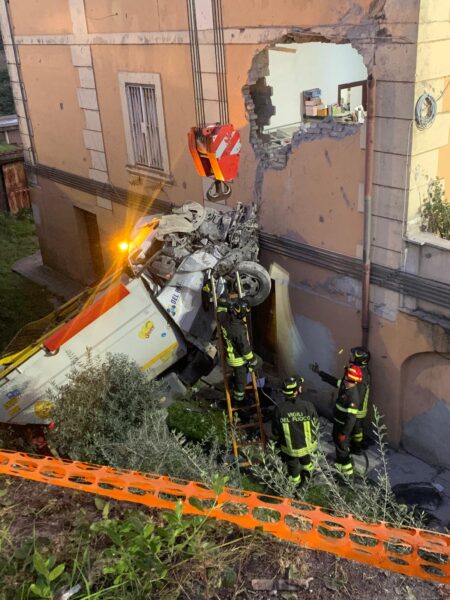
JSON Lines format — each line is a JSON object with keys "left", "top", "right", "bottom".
{"left": 0, "top": 476, "right": 448, "bottom": 600}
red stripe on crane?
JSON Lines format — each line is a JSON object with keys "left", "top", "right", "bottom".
{"left": 44, "top": 284, "right": 130, "bottom": 352}
{"left": 221, "top": 131, "right": 241, "bottom": 157}
{"left": 210, "top": 127, "right": 229, "bottom": 153}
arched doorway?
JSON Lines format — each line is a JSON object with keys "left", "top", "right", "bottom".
{"left": 401, "top": 352, "right": 450, "bottom": 468}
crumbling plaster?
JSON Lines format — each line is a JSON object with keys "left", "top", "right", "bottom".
{"left": 227, "top": 0, "right": 424, "bottom": 292}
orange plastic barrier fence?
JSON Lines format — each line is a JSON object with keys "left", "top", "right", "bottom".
{"left": 0, "top": 450, "right": 448, "bottom": 584}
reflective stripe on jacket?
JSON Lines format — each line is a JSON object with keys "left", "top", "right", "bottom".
{"left": 281, "top": 419, "right": 317, "bottom": 457}
{"left": 273, "top": 397, "right": 318, "bottom": 459}
{"left": 326, "top": 367, "right": 371, "bottom": 420}
{"left": 356, "top": 368, "right": 371, "bottom": 418}
{"left": 221, "top": 325, "right": 252, "bottom": 367}
{"left": 218, "top": 304, "right": 254, "bottom": 368}
{"left": 333, "top": 385, "right": 361, "bottom": 428}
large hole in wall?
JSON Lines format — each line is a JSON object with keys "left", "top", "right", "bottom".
{"left": 244, "top": 41, "right": 369, "bottom": 169}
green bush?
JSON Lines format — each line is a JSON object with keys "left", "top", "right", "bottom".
{"left": 49, "top": 353, "right": 240, "bottom": 486}
{"left": 422, "top": 178, "right": 450, "bottom": 240}
{"left": 48, "top": 352, "right": 164, "bottom": 464}
{"left": 90, "top": 500, "right": 215, "bottom": 597}
{"left": 167, "top": 399, "right": 227, "bottom": 443}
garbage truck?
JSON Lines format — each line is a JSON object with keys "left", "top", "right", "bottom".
{"left": 0, "top": 201, "right": 271, "bottom": 426}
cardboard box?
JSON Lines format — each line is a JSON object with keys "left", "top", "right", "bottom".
{"left": 305, "top": 106, "right": 318, "bottom": 116}
{"left": 305, "top": 103, "right": 327, "bottom": 117}
{"left": 304, "top": 98, "right": 322, "bottom": 106}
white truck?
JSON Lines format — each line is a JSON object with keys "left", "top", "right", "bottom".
{"left": 0, "top": 202, "right": 271, "bottom": 426}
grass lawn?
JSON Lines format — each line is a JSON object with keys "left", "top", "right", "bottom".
{"left": 0, "top": 143, "right": 19, "bottom": 153}
{"left": 0, "top": 210, "right": 53, "bottom": 352}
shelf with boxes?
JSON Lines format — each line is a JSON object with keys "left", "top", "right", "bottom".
{"left": 303, "top": 88, "right": 328, "bottom": 118}
{"left": 302, "top": 88, "right": 363, "bottom": 123}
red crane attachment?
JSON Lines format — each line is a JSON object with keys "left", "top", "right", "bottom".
{"left": 188, "top": 123, "right": 241, "bottom": 201}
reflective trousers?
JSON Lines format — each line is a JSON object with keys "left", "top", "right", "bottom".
{"left": 281, "top": 453, "right": 314, "bottom": 486}
{"left": 229, "top": 364, "right": 247, "bottom": 402}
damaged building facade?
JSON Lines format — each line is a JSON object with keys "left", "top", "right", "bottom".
{"left": 0, "top": 0, "right": 449, "bottom": 466}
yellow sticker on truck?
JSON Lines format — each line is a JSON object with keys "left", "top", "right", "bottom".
{"left": 138, "top": 321, "right": 155, "bottom": 339}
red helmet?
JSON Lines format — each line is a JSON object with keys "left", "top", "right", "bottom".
{"left": 344, "top": 365, "right": 363, "bottom": 383}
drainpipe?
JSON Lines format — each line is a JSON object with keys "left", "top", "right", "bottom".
{"left": 361, "top": 75, "right": 376, "bottom": 348}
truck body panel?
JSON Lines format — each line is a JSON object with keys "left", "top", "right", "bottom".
{"left": 0, "top": 278, "right": 186, "bottom": 424}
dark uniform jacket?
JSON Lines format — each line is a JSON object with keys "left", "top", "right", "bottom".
{"left": 217, "top": 301, "right": 254, "bottom": 367}
{"left": 272, "top": 396, "right": 318, "bottom": 458}
{"left": 319, "top": 366, "right": 371, "bottom": 419}
{"left": 332, "top": 384, "right": 361, "bottom": 437}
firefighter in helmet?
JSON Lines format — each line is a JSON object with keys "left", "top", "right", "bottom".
{"left": 272, "top": 376, "right": 318, "bottom": 486}
{"left": 331, "top": 365, "right": 364, "bottom": 477}
{"left": 347, "top": 347, "right": 371, "bottom": 452}
{"left": 217, "top": 297, "right": 258, "bottom": 403}
{"left": 310, "top": 346, "right": 371, "bottom": 452}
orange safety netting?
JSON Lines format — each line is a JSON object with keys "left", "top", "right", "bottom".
{"left": 0, "top": 450, "right": 448, "bottom": 584}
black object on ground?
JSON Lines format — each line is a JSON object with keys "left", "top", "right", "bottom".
{"left": 392, "top": 482, "right": 443, "bottom": 512}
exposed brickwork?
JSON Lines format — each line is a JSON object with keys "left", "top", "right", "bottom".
{"left": 243, "top": 46, "right": 362, "bottom": 171}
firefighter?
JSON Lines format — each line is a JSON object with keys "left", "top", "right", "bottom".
{"left": 217, "top": 297, "right": 258, "bottom": 403}
{"left": 330, "top": 365, "right": 363, "bottom": 477}
{"left": 272, "top": 376, "right": 318, "bottom": 486}
{"left": 310, "top": 346, "right": 371, "bottom": 452}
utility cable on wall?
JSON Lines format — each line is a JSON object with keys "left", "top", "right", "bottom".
{"left": 211, "top": 0, "right": 229, "bottom": 124}
{"left": 186, "top": 0, "right": 205, "bottom": 128}
{"left": 187, "top": 0, "right": 229, "bottom": 127}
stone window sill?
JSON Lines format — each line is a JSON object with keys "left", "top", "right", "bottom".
{"left": 126, "top": 164, "right": 174, "bottom": 186}
{"left": 405, "top": 230, "right": 450, "bottom": 252}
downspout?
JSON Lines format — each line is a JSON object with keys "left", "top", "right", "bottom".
{"left": 361, "top": 75, "right": 376, "bottom": 348}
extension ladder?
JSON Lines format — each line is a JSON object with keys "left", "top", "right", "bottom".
{"left": 210, "top": 274, "right": 266, "bottom": 462}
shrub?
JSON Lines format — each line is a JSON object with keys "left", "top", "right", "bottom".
{"left": 421, "top": 178, "right": 450, "bottom": 240}
{"left": 49, "top": 353, "right": 240, "bottom": 486}
{"left": 167, "top": 399, "right": 227, "bottom": 443}
{"left": 48, "top": 352, "right": 164, "bottom": 464}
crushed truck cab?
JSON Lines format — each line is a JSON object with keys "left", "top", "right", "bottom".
{"left": 0, "top": 202, "right": 271, "bottom": 426}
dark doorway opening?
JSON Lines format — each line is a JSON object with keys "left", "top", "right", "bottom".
{"left": 75, "top": 208, "right": 105, "bottom": 283}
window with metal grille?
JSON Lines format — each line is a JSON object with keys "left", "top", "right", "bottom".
{"left": 125, "top": 84, "right": 164, "bottom": 170}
